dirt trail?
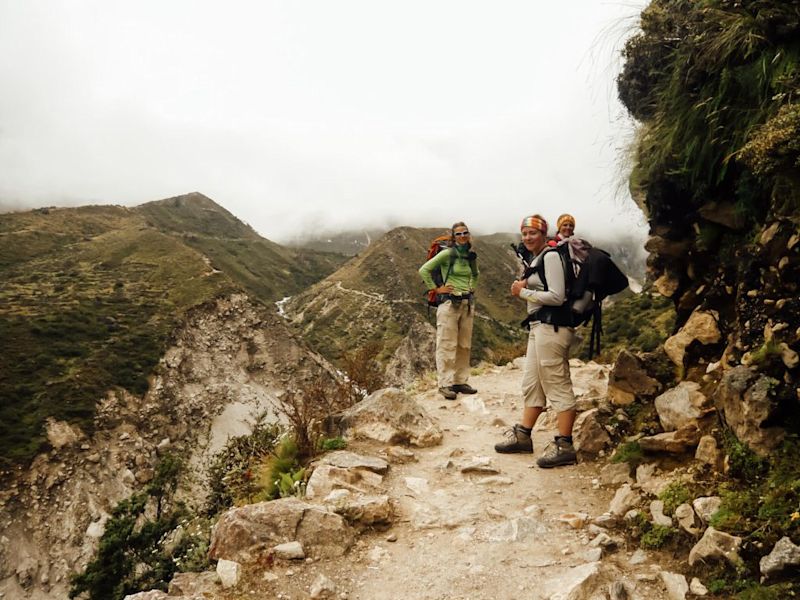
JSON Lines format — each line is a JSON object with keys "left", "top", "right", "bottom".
{"left": 236, "top": 361, "right": 672, "bottom": 600}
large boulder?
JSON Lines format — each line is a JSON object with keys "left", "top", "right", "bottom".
{"left": 713, "top": 366, "right": 785, "bottom": 456}
{"left": 654, "top": 381, "right": 714, "bottom": 432}
{"left": 664, "top": 309, "right": 721, "bottom": 367}
{"left": 608, "top": 350, "right": 662, "bottom": 405}
{"left": 327, "top": 387, "right": 443, "bottom": 447}
{"left": 209, "top": 497, "right": 354, "bottom": 562}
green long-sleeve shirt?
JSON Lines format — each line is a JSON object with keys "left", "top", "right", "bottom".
{"left": 418, "top": 245, "right": 478, "bottom": 294}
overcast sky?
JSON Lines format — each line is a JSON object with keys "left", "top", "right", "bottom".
{"left": 0, "top": 1, "right": 648, "bottom": 243}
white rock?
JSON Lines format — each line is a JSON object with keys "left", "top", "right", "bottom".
{"left": 650, "top": 500, "right": 672, "bottom": 527}
{"left": 689, "top": 577, "right": 708, "bottom": 596}
{"left": 310, "top": 573, "right": 337, "bottom": 598}
{"left": 660, "top": 571, "right": 688, "bottom": 600}
{"left": 404, "top": 477, "right": 430, "bottom": 495}
{"left": 609, "top": 484, "right": 640, "bottom": 516}
{"left": 273, "top": 541, "right": 305, "bottom": 560}
{"left": 216, "top": 559, "right": 241, "bottom": 589}
{"left": 692, "top": 496, "right": 722, "bottom": 524}
{"left": 629, "top": 549, "right": 648, "bottom": 565}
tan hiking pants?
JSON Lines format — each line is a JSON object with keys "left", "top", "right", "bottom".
{"left": 521, "top": 322, "right": 576, "bottom": 412}
{"left": 435, "top": 299, "right": 475, "bottom": 387}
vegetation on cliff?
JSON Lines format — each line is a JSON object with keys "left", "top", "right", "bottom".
{"left": 619, "top": 0, "right": 800, "bottom": 594}
{"left": 0, "top": 194, "right": 347, "bottom": 469}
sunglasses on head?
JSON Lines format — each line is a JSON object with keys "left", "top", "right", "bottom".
{"left": 454, "top": 231, "right": 470, "bottom": 237}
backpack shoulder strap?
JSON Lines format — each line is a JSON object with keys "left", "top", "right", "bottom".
{"left": 442, "top": 247, "right": 457, "bottom": 284}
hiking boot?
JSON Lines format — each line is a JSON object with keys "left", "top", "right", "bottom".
{"left": 451, "top": 383, "right": 477, "bottom": 394}
{"left": 439, "top": 386, "right": 457, "bottom": 400}
{"left": 494, "top": 424, "right": 533, "bottom": 454}
{"left": 536, "top": 438, "right": 578, "bottom": 468}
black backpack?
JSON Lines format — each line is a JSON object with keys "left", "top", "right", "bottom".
{"left": 518, "top": 238, "right": 628, "bottom": 358}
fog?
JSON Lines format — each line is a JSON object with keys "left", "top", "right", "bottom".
{"left": 0, "top": 1, "right": 648, "bottom": 242}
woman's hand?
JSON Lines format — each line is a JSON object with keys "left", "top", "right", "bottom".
{"left": 510, "top": 279, "right": 526, "bottom": 297}
{"left": 436, "top": 284, "right": 454, "bottom": 294}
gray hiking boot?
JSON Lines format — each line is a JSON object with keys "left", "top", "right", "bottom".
{"left": 439, "top": 386, "right": 457, "bottom": 400}
{"left": 536, "top": 438, "right": 577, "bottom": 468}
{"left": 494, "top": 424, "right": 533, "bottom": 454}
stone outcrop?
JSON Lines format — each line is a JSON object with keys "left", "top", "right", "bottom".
{"left": 713, "top": 366, "right": 785, "bottom": 456}
{"left": 663, "top": 309, "right": 721, "bottom": 367}
{"left": 209, "top": 497, "right": 355, "bottom": 562}
{"left": 0, "top": 294, "right": 335, "bottom": 600}
{"left": 608, "top": 350, "right": 662, "bottom": 405}
{"left": 654, "top": 381, "right": 714, "bottom": 432}
{"left": 328, "top": 387, "right": 443, "bottom": 447}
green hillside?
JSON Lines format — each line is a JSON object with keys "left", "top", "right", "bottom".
{"left": 136, "top": 193, "right": 347, "bottom": 301}
{"left": 0, "top": 195, "right": 346, "bottom": 469}
{"left": 286, "top": 227, "right": 528, "bottom": 372}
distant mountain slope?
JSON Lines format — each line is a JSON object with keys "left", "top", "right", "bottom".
{"left": 136, "top": 193, "right": 348, "bottom": 301}
{"left": 284, "top": 227, "right": 526, "bottom": 382}
{"left": 0, "top": 194, "right": 346, "bottom": 467}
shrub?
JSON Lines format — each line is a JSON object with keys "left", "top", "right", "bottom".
{"left": 319, "top": 437, "right": 347, "bottom": 451}
{"left": 658, "top": 482, "right": 691, "bottom": 516}
{"left": 204, "top": 419, "right": 282, "bottom": 516}
{"left": 69, "top": 454, "right": 189, "bottom": 600}
{"left": 611, "top": 442, "right": 644, "bottom": 466}
{"left": 640, "top": 524, "right": 677, "bottom": 549}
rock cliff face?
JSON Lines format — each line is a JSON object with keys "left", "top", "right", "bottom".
{"left": 0, "top": 294, "right": 334, "bottom": 600}
{"left": 618, "top": 0, "right": 800, "bottom": 451}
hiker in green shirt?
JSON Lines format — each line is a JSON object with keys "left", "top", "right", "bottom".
{"left": 419, "top": 222, "right": 479, "bottom": 400}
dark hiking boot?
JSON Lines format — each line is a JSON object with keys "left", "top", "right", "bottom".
{"left": 536, "top": 438, "right": 577, "bottom": 468}
{"left": 494, "top": 424, "right": 533, "bottom": 454}
{"left": 439, "top": 386, "right": 457, "bottom": 400}
{"left": 451, "top": 383, "right": 478, "bottom": 394}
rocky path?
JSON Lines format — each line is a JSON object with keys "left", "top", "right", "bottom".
{"left": 204, "top": 361, "right": 677, "bottom": 600}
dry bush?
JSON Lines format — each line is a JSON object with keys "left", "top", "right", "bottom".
{"left": 340, "top": 341, "right": 384, "bottom": 396}
{"left": 275, "top": 343, "right": 384, "bottom": 458}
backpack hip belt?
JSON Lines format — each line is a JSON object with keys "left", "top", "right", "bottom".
{"left": 440, "top": 292, "right": 474, "bottom": 307}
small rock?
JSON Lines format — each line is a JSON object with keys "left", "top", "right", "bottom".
{"left": 688, "top": 527, "right": 743, "bottom": 567}
{"left": 660, "top": 571, "right": 688, "bottom": 600}
{"left": 692, "top": 496, "right": 722, "bottom": 524}
{"left": 650, "top": 500, "right": 672, "bottom": 527}
{"left": 675, "top": 503, "right": 700, "bottom": 535}
{"left": 273, "top": 541, "right": 305, "bottom": 560}
{"left": 760, "top": 536, "right": 800, "bottom": 579}
{"left": 476, "top": 476, "right": 513, "bottom": 486}
{"left": 386, "top": 534, "right": 397, "bottom": 542}
{"left": 629, "top": 549, "right": 648, "bottom": 565}
{"left": 386, "top": 446, "right": 417, "bottom": 463}
{"left": 690, "top": 577, "right": 708, "bottom": 596}
{"left": 310, "top": 574, "right": 337, "bottom": 599}
{"left": 581, "top": 547, "right": 603, "bottom": 562}
{"left": 216, "top": 559, "right": 241, "bottom": 589}
{"left": 557, "top": 512, "right": 590, "bottom": 529}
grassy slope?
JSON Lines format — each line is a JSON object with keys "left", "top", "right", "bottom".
{"left": 289, "top": 227, "right": 527, "bottom": 369}
{"left": 0, "top": 194, "right": 347, "bottom": 468}
{"left": 136, "top": 193, "right": 347, "bottom": 301}
{"left": 0, "top": 206, "right": 236, "bottom": 467}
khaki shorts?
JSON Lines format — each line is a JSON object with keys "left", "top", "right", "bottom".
{"left": 520, "top": 322, "right": 576, "bottom": 413}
